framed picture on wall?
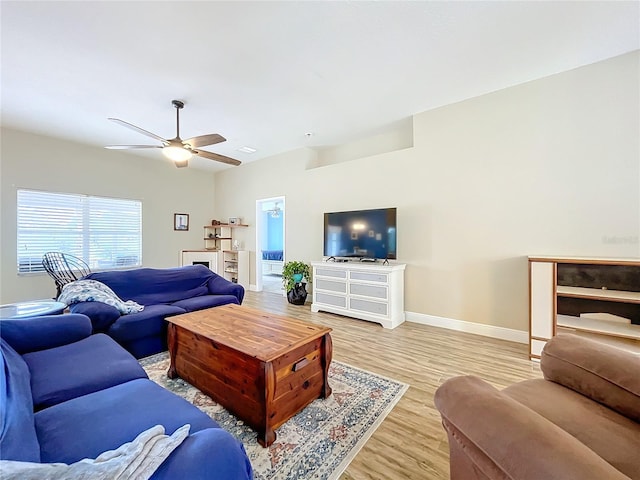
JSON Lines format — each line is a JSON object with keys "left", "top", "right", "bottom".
{"left": 174, "top": 213, "right": 189, "bottom": 231}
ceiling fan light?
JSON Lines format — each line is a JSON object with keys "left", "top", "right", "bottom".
{"left": 174, "top": 159, "right": 189, "bottom": 168}
{"left": 162, "top": 145, "right": 192, "bottom": 162}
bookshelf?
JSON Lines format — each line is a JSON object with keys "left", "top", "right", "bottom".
{"left": 528, "top": 256, "right": 640, "bottom": 359}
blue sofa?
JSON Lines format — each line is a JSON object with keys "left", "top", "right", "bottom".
{"left": 69, "top": 265, "right": 244, "bottom": 358}
{"left": 0, "top": 313, "right": 253, "bottom": 479}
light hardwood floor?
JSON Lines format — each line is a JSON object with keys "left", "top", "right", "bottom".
{"left": 243, "top": 290, "right": 542, "bottom": 480}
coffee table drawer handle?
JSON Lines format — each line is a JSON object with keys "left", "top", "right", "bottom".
{"left": 292, "top": 358, "right": 309, "bottom": 372}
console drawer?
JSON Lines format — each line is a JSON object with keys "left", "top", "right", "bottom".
{"left": 350, "top": 283, "right": 387, "bottom": 299}
{"left": 350, "top": 272, "right": 388, "bottom": 283}
{"left": 315, "top": 292, "right": 347, "bottom": 308}
{"left": 316, "top": 268, "right": 347, "bottom": 279}
{"left": 316, "top": 278, "right": 347, "bottom": 294}
{"left": 349, "top": 298, "right": 388, "bottom": 316}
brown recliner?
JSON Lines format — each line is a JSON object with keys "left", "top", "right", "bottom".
{"left": 434, "top": 334, "right": 640, "bottom": 480}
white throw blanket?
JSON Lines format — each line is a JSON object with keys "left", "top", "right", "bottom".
{"left": 0, "top": 424, "right": 189, "bottom": 480}
{"left": 58, "top": 279, "right": 144, "bottom": 314}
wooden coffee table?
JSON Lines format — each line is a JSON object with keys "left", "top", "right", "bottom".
{"left": 166, "top": 304, "right": 332, "bottom": 447}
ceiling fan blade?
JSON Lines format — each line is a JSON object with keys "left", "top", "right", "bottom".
{"left": 108, "top": 118, "right": 168, "bottom": 144}
{"left": 105, "top": 145, "right": 162, "bottom": 150}
{"left": 184, "top": 134, "right": 226, "bottom": 149}
{"left": 193, "top": 149, "right": 241, "bottom": 166}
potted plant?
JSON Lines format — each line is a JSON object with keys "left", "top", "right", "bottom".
{"left": 282, "top": 261, "right": 311, "bottom": 305}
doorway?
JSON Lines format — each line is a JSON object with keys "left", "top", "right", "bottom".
{"left": 255, "top": 196, "right": 285, "bottom": 294}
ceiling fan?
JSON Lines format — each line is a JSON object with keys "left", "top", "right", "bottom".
{"left": 267, "top": 202, "right": 282, "bottom": 218}
{"left": 105, "top": 100, "right": 241, "bottom": 168}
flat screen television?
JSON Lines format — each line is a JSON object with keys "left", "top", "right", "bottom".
{"left": 323, "top": 208, "right": 397, "bottom": 260}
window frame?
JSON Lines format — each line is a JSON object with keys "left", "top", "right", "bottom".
{"left": 16, "top": 188, "right": 143, "bottom": 274}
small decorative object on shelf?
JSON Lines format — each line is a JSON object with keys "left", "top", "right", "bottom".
{"left": 211, "top": 219, "right": 221, "bottom": 225}
{"left": 282, "top": 261, "right": 311, "bottom": 305}
{"left": 229, "top": 217, "right": 239, "bottom": 225}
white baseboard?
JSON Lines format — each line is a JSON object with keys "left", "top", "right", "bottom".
{"left": 405, "top": 311, "right": 528, "bottom": 344}
{"left": 250, "top": 284, "right": 286, "bottom": 296}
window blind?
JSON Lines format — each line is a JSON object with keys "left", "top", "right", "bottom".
{"left": 17, "top": 189, "right": 142, "bottom": 273}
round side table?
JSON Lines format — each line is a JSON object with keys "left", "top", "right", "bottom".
{"left": 0, "top": 300, "right": 67, "bottom": 320}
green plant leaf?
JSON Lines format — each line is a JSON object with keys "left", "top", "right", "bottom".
{"left": 282, "top": 261, "right": 312, "bottom": 292}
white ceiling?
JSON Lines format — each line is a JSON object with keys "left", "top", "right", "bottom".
{"left": 2, "top": 1, "right": 639, "bottom": 172}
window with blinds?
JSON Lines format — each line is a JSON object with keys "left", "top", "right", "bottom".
{"left": 17, "top": 189, "right": 142, "bottom": 273}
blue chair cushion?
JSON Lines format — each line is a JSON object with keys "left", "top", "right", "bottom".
{"left": 1, "top": 314, "right": 92, "bottom": 354}
{"left": 69, "top": 302, "right": 120, "bottom": 332}
{"left": 107, "top": 305, "right": 185, "bottom": 343}
{"left": 121, "top": 336, "right": 168, "bottom": 360}
{"left": 132, "top": 286, "right": 208, "bottom": 307}
{"left": 171, "top": 294, "right": 240, "bottom": 312}
{"left": 36, "top": 378, "right": 219, "bottom": 464}
{"left": 207, "top": 276, "right": 245, "bottom": 303}
{"left": 0, "top": 339, "right": 40, "bottom": 462}
{"left": 151, "top": 428, "right": 253, "bottom": 480}
{"left": 84, "top": 265, "right": 214, "bottom": 305}
{"left": 23, "top": 334, "right": 148, "bottom": 410}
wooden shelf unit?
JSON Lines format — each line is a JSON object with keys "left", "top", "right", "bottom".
{"left": 556, "top": 314, "right": 640, "bottom": 341}
{"left": 556, "top": 286, "right": 640, "bottom": 303}
{"left": 203, "top": 223, "right": 248, "bottom": 252}
{"left": 528, "top": 256, "right": 640, "bottom": 359}
{"left": 181, "top": 223, "right": 250, "bottom": 288}
{"left": 222, "top": 250, "right": 249, "bottom": 286}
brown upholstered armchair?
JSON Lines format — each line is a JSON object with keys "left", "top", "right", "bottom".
{"left": 434, "top": 334, "right": 640, "bottom": 480}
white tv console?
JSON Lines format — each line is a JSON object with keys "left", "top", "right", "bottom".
{"left": 311, "top": 260, "right": 406, "bottom": 329}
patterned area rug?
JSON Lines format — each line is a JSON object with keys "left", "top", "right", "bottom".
{"left": 141, "top": 353, "right": 408, "bottom": 480}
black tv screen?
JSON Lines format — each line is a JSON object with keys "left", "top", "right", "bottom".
{"left": 323, "top": 208, "right": 397, "bottom": 260}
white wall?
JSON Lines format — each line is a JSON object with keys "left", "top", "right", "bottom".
{"left": 213, "top": 51, "right": 640, "bottom": 333}
{"left": 0, "top": 128, "right": 216, "bottom": 302}
{"left": 1, "top": 52, "right": 637, "bottom": 334}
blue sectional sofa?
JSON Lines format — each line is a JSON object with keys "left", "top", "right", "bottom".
{"left": 0, "top": 313, "right": 253, "bottom": 479}
{"left": 69, "top": 265, "right": 244, "bottom": 358}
